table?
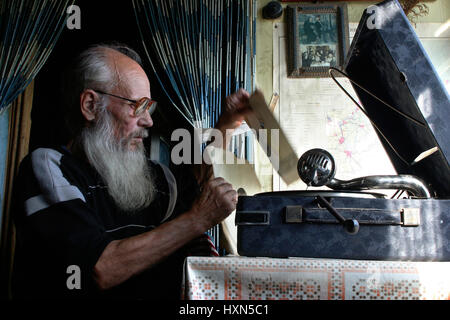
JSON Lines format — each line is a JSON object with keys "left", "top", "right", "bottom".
{"left": 182, "top": 256, "right": 450, "bottom": 300}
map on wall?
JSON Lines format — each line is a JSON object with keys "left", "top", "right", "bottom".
{"left": 273, "top": 23, "right": 397, "bottom": 191}
{"left": 325, "top": 99, "right": 389, "bottom": 177}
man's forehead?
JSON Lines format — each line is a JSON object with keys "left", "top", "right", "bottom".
{"left": 106, "top": 50, "right": 150, "bottom": 97}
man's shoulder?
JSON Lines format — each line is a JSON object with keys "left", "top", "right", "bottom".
{"left": 13, "top": 147, "right": 90, "bottom": 218}
{"left": 18, "top": 147, "right": 61, "bottom": 175}
{"left": 20, "top": 146, "right": 77, "bottom": 175}
{"left": 29, "top": 146, "right": 64, "bottom": 166}
{"left": 18, "top": 146, "right": 94, "bottom": 193}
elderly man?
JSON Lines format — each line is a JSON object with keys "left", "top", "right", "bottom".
{"left": 12, "top": 43, "right": 251, "bottom": 299}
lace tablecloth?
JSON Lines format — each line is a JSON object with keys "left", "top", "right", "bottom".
{"left": 182, "top": 256, "right": 450, "bottom": 300}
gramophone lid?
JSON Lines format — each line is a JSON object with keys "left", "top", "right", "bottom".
{"left": 344, "top": 0, "right": 450, "bottom": 197}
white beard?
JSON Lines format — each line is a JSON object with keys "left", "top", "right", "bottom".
{"left": 80, "top": 109, "right": 156, "bottom": 213}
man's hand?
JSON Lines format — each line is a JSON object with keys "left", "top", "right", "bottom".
{"left": 215, "top": 88, "right": 253, "bottom": 134}
{"left": 190, "top": 177, "right": 237, "bottom": 229}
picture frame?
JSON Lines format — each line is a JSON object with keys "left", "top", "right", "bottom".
{"left": 286, "top": 3, "right": 349, "bottom": 78}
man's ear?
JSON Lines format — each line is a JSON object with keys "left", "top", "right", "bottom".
{"left": 80, "top": 89, "right": 98, "bottom": 122}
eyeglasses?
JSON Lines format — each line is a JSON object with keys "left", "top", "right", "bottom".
{"left": 93, "top": 89, "right": 157, "bottom": 116}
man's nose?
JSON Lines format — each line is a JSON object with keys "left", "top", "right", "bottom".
{"left": 138, "top": 111, "right": 153, "bottom": 128}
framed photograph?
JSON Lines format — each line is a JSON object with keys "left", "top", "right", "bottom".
{"left": 286, "top": 3, "right": 349, "bottom": 78}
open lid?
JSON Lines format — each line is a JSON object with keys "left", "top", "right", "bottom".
{"left": 344, "top": 0, "right": 450, "bottom": 198}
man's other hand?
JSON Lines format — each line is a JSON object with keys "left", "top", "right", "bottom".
{"left": 190, "top": 177, "right": 237, "bottom": 230}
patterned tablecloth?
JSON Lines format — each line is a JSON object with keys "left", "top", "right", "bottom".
{"left": 182, "top": 256, "right": 450, "bottom": 300}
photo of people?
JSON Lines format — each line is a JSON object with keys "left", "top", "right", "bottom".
{"left": 298, "top": 12, "right": 339, "bottom": 68}
{"left": 299, "top": 13, "right": 338, "bottom": 45}
{"left": 301, "top": 45, "right": 337, "bottom": 67}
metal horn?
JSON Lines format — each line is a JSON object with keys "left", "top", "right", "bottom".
{"left": 297, "top": 149, "right": 431, "bottom": 198}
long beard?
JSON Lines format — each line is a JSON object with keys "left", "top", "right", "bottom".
{"left": 80, "top": 109, "right": 156, "bottom": 213}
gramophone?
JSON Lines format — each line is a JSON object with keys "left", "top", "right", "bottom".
{"left": 235, "top": 0, "right": 450, "bottom": 261}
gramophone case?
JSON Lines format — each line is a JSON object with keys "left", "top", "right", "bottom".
{"left": 236, "top": 193, "right": 450, "bottom": 261}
